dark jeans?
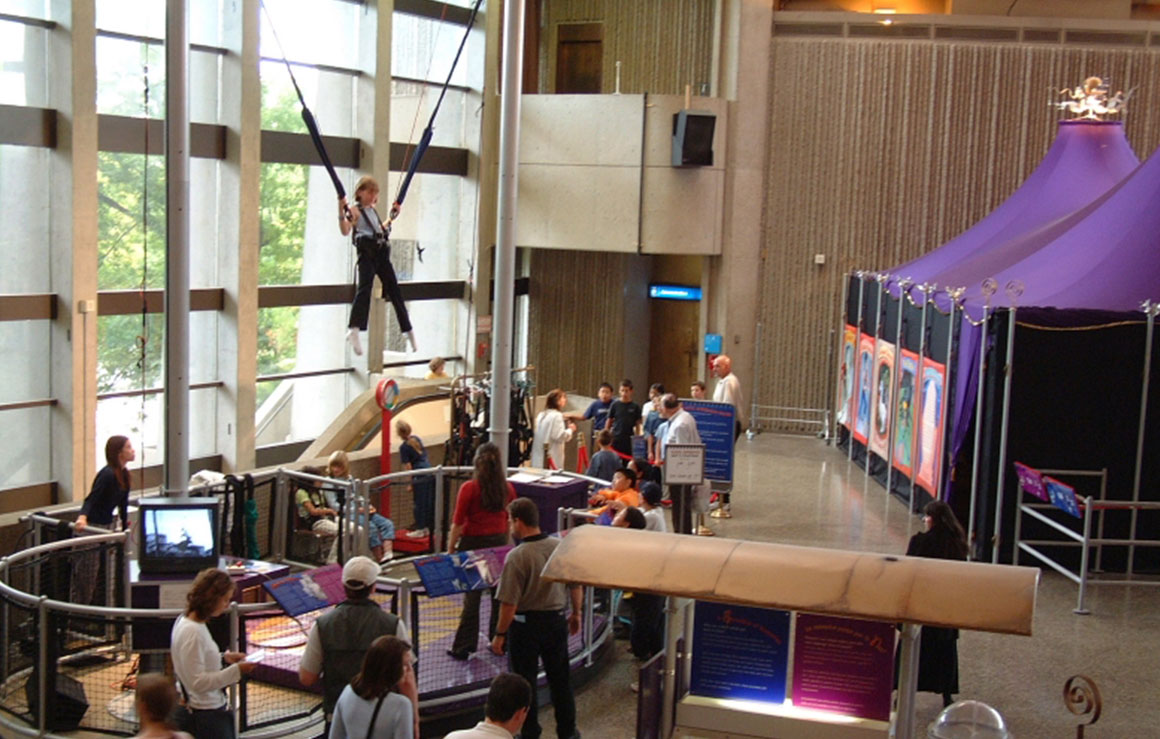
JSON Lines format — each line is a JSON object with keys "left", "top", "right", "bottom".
{"left": 611, "top": 435, "right": 633, "bottom": 457}
{"left": 509, "top": 611, "right": 576, "bottom": 739}
{"left": 669, "top": 485, "right": 694, "bottom": 534}
{"left": 176, "top": 705, "right": 236, "bottom": 739}
{"left": 628, "top": 593, "right": 665, "bottom": 660}
{"left": 349, "top": 242, "right": 412, "bottom": 333}
{"left": 452, "top": 532, "right": 509, "bottom": 653}
{"left": 413, "top": 478, "right": 435, "bottom": 532}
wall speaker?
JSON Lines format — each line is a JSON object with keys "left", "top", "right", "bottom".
{"left": 672, "top": 110, "right": 716, "bottom": 167}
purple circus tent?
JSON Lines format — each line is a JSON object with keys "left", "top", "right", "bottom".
{"left": 846, "top": 119, "right": 1145, "bottom": 530}
{"left": 954, "top": 123, "right": 1160, "bottom": 316}
{"left": 885, "top": 120, "right": 1139, "bottom": 300}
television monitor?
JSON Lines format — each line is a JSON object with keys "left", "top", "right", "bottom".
{"left": 137, "top": 497, "right": 221, "bottom": 575}
{"left": 671, "top": 110, "right": 716, "bottom": 167}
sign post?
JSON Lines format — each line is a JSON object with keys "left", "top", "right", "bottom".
{"left": 375, "top": 378, "right": 400, "bottom": 515}
{"left": 663, "top": 443, "right": 705, "bottom": 535}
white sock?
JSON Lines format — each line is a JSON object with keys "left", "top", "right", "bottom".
{"left": 348, "top": 328, "right": 363, "bottom": 356}
{"left": 405, "top": 330, "right": 417, "bottom": 353}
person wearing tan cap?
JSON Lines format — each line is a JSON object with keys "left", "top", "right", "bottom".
{"left": 299, "top": 556, "right": 415, "bottom": 732}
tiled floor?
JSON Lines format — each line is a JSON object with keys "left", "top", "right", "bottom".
{"left": 539, "top": 433, "right": 1160, "bottom": 738}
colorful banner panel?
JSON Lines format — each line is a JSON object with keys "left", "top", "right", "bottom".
{"left": 690, "top": 602, "right": 791, "bottom": 703}
{"left": 915, "top": 358, "right": 946, "bottom": 496}
{"left": 854, "top": 334, "right": 875, "bottom": 444}
{"left": 892, "top": 350, "right": 919, "bottom": 477}
{"left": 792, "top": 614, "right": 895, "bottom": 721}
{"left": 868, "top": 342, "right": 895, "bottom": 458}
{"left": 1044, "top": 476, "right": 1082, "bottom": 518}
{"left": 838, "top": 325, "right": 857, "bottom": 430}
{"left": 1014, "top": 461, "right": 1048, "bottom": 502}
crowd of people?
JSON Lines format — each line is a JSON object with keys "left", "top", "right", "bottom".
{"left": 76, "top": 351, "right": 966, "bottom": 736}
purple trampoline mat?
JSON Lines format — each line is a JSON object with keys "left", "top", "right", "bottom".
{"left": 243, "top": 591, "right": 606, "bottom": 701}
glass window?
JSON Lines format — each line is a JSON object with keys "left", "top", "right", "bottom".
{"left": 392, "top": 13, "right": 474, "bottom": 86}
{"left": 95, "top": 0, "right": 224, "bottom": 48}
{"left": 0, "top": 406, "right": 50, "bottom": 488}
{"left": 0, "top": 19, "right": 49, "bottom": 107}
{"left": 0, "top": 145, "right": 51, "bottom": 293}
{"left": 98, "top": 151, "right": 166, "bottom": 290}
{"left": 259, "top": 0, "right": 361, "bottom": 70}
{"left": 96, "top": 386, "right": 219, "bottom": 468}
{"left": 0, "top": 0, "right": 47, "bottom": 19}
{"left": 97, "top": 38, "right": 222, "bottom": 124}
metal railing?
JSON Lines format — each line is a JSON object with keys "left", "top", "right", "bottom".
{"left": 1012, "top": 468, "right": 1160, "bottom": 615}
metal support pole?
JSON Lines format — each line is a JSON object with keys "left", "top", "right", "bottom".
{"left": 229, "top": 602, "right": 240, "bottom": 734}
{"left": 1095, "top": 469, "right": 1108, "bottom": 573}
{"left": 1127, "top": 301, "right": 1156, "bottom": 576}
{"left": 941, "top": 297, "right": 957, "bottom": 502}
{"left": 751, "top": 322, "right": 763, "bottom": 437}
{"left": 661, "top": 596, "right": 683, "bottom": 739}
{"left": 992, "top": 297, "right": 1020, "bottom": 564}
{"left": 398, "top": 579, "right": 414, "bottom": 645}
{"left": 272, "top": 471, "right": 287, "bottom": 562}
{"left": 37, "top": 596, "right": 48, "bottom": 733}
{"left": 968, "top": 287, "right": 994, "bottom": 561}
{"left": 1075, "top": 496, "right": 1093, "bottom": 615}
{"left": 832, "top": 278, "right": 851, "bottom": 441}
{"left": 895, "top": 623, "right": 921, "bottom": 739}
{"left": 583, "top": 585, "right": 594, "bottom": 667}
{"left": 867, "top": 275, "right": 886, "bottom": 482}
{"left": 433, "top": 469, "right": 445, "bottom": 553}
{"left": 487, "top": 0, "right": 526, "bottom": 469}
{"left": 850, "top": 274, "right": 865, "bottom": 461}
{"left": 910, "top": 285, "right": 931, "bottom": 513}
{"left": 885, "top": 286, "right": 907, "bottom": 498}
{"left": 164, "top": 0, "right": 191, "bottom": 492}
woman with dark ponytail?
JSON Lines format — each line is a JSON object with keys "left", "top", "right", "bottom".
{"left": 445, "top": 443, "right": 516, "bottom": 660}
{"left": 904, "top": 500, "right": 969, "bottom": 707}
{"left": 72, "top": 435, "right": 136, "bottom": 607}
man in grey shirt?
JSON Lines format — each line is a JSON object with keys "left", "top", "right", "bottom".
{"left": 489, "top": 498, "right": 582, "bottom": 739}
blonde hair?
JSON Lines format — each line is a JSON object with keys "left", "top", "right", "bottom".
{"left": 328, "top": 450, "right": 351, "bottom": 478}
{"left": 428, "top": 356, "right": 445, "bottom": 373}
{"left": 395, "top": 419, "right": 412, "bottom": 438}
{"left": 353, "top": 176, "right": 380, "bottom": 204}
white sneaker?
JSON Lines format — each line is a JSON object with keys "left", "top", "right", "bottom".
{"left": 348, "top": 328, "right": 363, "bottom": 356}
{"left": 405, "top": 528, "right": 428, "bottom": 538}
{"left": 404, "top": 330, "right": 417, "bottom": 353}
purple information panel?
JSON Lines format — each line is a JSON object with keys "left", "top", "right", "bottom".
{"left": 414, "top": 545, "right": 514, "bottom": 598}
{"left": 792, "top": 614, "right": 895, "bottom": 721}
{"left": 1014, "top": 461, "right": 1048, "bottom": 502}
{"left": 689, "top": 602, "right": 790, "bottom": 703}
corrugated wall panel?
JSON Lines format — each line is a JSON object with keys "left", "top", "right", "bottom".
{"left": 757, "top": 38, "right": 1160, "bottom": 427}
{"left": 544, "top": 0, "right": 716, "bottom": 95}
{"left": 528, "top": 249, "right": 629, "bottom": 394}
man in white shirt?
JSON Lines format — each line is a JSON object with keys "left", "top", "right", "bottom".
{"left": 659, "top": 394, "right": 700, "bottom": 534}
{"left": 445, "top": 673, "right": 532, "bottom": 738}
{"left": 712, "top": 354, "right": 745, "bottom": 511}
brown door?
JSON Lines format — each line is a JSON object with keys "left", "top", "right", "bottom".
{"left": 648, "top": 256, "right": 704, "bottom": 399}
{"left": 556, "top": 23, "right": 602, "bottom": 94}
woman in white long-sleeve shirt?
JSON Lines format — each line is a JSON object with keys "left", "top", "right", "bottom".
{"left": 330, "top": 635, "right": 414, "bottom": 739}
{"left": 171, "top": 568, "right": 255, "bottom": 738}
{"left": 531, "top": 388, "right": 575, "bottom": 470}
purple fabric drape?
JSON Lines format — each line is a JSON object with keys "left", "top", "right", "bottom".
{"left": 886, "top": 120, "right": 1139, "bottom": 300}
{"left": 944, "top": 318, "right": 981, "bottom": 503}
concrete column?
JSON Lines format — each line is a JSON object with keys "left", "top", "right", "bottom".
{"left": 360, "top": 0, "right": 393, "bottom": 375}
{"left": 709, "top": 0, "right": 769, "bottom": 405}
{"left": 470, "top": 0, "right": 502, "bottom": 377}
{"left": 48, "top": 0, "right": 99, "bottom": 501}
{"left": 216, "top": 0, "right": 261, "bottom": 472}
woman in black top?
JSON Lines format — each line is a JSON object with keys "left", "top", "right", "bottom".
{"left": 73, "top": 435, "right": 135, "bottom": 607}
{"left": 905, "top": 500, "right": 969, "bottom": 707}
{"left": 76, "top": 435, "right": 135, "bottom": 531}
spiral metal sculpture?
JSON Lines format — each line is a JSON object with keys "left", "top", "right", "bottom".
{"left": 1063, "top": 674, "right": 1101, "bottom": 737}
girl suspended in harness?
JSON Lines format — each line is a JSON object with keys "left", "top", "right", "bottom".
{"left": 338, "top": 176, "right": 416, "bottom": 356}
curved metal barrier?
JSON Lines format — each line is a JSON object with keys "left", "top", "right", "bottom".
{"left": 0, "top": 465, "right": 611, "bottom": 737}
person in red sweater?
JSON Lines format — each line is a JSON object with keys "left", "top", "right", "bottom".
{"left": 446, "top": 443, "right": 516, "bottom": 660}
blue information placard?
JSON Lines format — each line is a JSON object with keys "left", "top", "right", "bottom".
{"left": 681, "top": 399, "right": 735, "bottom": 483}
{"left": 414, "top": 546, "right": 513, "bottom": 597}
{"left": 690, "top": 601, "right": 790, "bottom": 703}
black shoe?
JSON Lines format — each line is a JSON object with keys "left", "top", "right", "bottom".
{"left": 447, "top": 648, "right": 472, "bottom": 661}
